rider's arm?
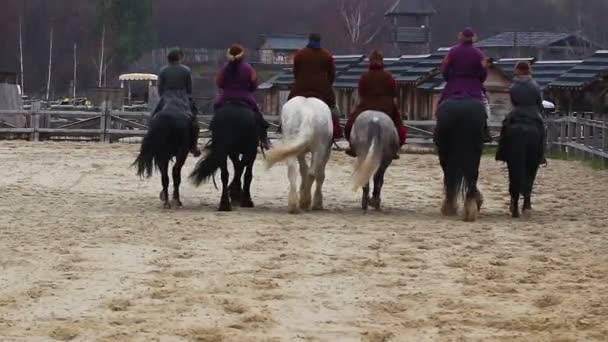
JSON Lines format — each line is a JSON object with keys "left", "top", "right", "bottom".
{"left": 157, "top": 69, "right": 166, "bottom": 97}
{"left": 441, "top": 54, "right": 453, "bottom": 81}
{"left": 186, "top": 69, "right": 193, "bottom": 97}
{"left": 216, "top": 69, "right": 224, "bottom": 89}
{"left": 479, "top": 54, "right": 488, "bottom": 83}
{"left": 292, "top": 51, "right": 301, "bottom": 78}
{"left": 249, "top": 67, "right": 258, "bottom": 92}
{"left": 327, "top": 54, "right": 336, "bottom": 84}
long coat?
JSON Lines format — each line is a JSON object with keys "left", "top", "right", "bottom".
{"left": 288, "top": 47, "right": 336, "bottom": 108}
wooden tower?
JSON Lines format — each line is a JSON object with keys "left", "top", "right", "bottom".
{"left": 385, "top": 0, "right": 435, "bottom": 54}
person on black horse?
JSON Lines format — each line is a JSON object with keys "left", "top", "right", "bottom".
{"left": 213, "top": 45, "right": 271, "bottom": 150}
{"left": 496, "top": 61, "right": 547, "bottom": 165}
{"left": 153, "top": 48, "right": 201, "bottom": 157}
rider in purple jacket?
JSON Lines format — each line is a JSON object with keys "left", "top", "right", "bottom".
{"left": 439, "top": 27, "right": 492, "bottom": 142}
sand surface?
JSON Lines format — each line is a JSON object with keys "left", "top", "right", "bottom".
{"left": 0, "top": 141, "right": 607, "bottom": 342}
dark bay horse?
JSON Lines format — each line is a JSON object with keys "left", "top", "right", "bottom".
{"left": 434, "top": 98, "right": 485, "bottom": 222}
{"left": 502, "top": 122, "right": 544, "bottom": 217}
{"left": 350, "top": 111, "right": 400, "bottom": 211}
{"left": 190, "top": 103, "right": 259, "bottom": 211}
{"left": 133, "top": 97, "right": 196, "bottom": 209}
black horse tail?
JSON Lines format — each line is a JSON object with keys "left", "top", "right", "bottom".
{"left": 506, "top": 124, "right": 536, "bottom": 198}
{"left": 133, "top": 112, "right": 172, "bottom": 178}
{"left": 190, "top": 120, "right": 239, "bottom": 186}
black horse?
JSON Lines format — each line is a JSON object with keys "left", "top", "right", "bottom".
{"left": 434, "top": 98, "right": 486, "bottom": 222}
{"left": 190, "top": 103, "right": 259, "bottom": 211}
{"left": 133, "top": 97, "right": 196, "bottom": 209}
{"left": 501, "top": 122, "right": 544, "bottom": 218}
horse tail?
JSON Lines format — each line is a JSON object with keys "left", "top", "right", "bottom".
{"left": 133, "top": 112, "right": 172, "bottom": 178}
{"left": 266, "top": 104, "right": 315, "bottom": 168}
{"left": 352, "top": 117, "right": 383, "bottom": 191}
{"left": 190, "top": 131, "right": 231, "bottom": 187}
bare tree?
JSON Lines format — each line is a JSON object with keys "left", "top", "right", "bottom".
{"left": 337, "top": 0, "right": 386, "bottom": 52}
{"left": 18, "top": 13, "right": 25, "bottom": 95}
{"left": 45, "top": 25, "right": 54, "bottom": 100}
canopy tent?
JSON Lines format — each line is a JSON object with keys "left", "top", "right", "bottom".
{"left": 119, "top": 74, "right": 158, "bottom": 107}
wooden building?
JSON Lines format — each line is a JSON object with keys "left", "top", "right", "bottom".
{"left": 548, "top": 50, "right": 608, "bottom": 113}
{"left": 477, "top": 32, "right": 600, "bottom": 60}
{"left": 385, "top": 0, "right": 435, "bottom": 54}
{"left": 257, "top": 34, "right": 308, "bottom": 65}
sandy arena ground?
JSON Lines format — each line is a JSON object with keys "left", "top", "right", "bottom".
{"left": 0, "top": 141, "right": 607, "bottom": 342}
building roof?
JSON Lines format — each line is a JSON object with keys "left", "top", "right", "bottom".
{"left": 258, "top": 34, "right": 308, "bottom": 51}
{"left": 477, "top": 32, "right": 585, "bottom": 48}
{"left": 532, "top": 60, "right": 582, "bottom": 89}
{"left": 549, "top": 50, "right": 608, "bottom": 89}
{"left": 396, "top": 48, "right": 448, "bottom": 83}
{"left": 385, "top": 0, "right": 435, "bottom": 16}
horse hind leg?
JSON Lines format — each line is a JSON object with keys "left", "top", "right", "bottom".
{"left": 218, "top": 158, "right": 232, "bottom": 212}
{"left": 311, "top": 148, "right": 330, "bottom": 211}
{"left": 229, "top": 155, "right": 244, "bottom": 205}
{"left": 158, "top": 159, "right": 171, "bottom": 209}
{"left": 287, "top": 159, "right": 300, "bottom": 214}
{"left": 362, "top": 183, "right": 370, "bottom": 211}
{"left": 171, "top": 151, "right": 188, "bottom": 208}
{"left": 298, "top": 156, "right": 312, "bottom": 210}
{"left": 241, "top": 157, "right": 255, "bottom": 208}
{"left": 369, "top": 161, "right": 389, "bottom": 210}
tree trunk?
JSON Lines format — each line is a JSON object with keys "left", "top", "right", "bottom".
{"left": 46, "top": 25, "right": 54, "bottom": 101}
{"left": 98, "top": 23, "right": 106, "bottom": 88}
{"left": 73, "top": 42, "right": 78, "bottom": 98}
{"left": 18, "top": 14, "right": 25, "bottom": 95}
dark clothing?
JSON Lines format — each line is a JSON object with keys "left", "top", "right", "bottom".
{"left": 288, "top": 46, "right": 341, "bottom": 138}
{"left": 345, "top": 66, "right": 407, "bottom": 145}
{"left": 153, "top": 62, "right": 199, "bottom": 153}
{"left": 496, "top": 76, "right": 546, "bottom": 163}
{"left": 440, "top": 42, "right": 487, "bottom": 104}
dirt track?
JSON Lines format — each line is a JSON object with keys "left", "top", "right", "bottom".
{"left": 1, "top": 141, "right": 607, "bottom": 341}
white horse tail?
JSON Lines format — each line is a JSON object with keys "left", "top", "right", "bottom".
{"left": 266, "top": 106, "right": 315, "bottom": 168}
{"left": 352, "top": 118, "right": 383, "bottom": 191}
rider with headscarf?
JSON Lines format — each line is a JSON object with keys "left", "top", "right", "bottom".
{"left": 288, "top": 33, "right": 342, "bottom": 139}
{"left": 214, "top": 45, "right": 271, "bottom": 149}
{"left": 439, "top": 27, "right": 492, "bottom": 142}
{"left": 155, "top": 48, "right": 201, "bottom": 156}
{"left": 344, "top": 50, "right": 407, "bottom": 159}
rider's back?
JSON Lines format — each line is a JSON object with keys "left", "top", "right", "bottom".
{"left": 291, "top": 47, "right": 335, "bottom": 105}
{"left": 158, "top": 64, "right": 192, "bottom": 96}
{"left": 441, "top": 42, "right": 486, "bottom": 101}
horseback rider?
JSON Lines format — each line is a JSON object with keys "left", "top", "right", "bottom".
{"left": 496, "top": 61, "right": 547, "bottom": 165}
{"left": 439, "top": 27, "right": 492, "bottom": 142}
{"left": 344, "top": 50, "right": 407, "bottom": 159}
{"left": 288, "top": 33, "right": 343, "bottom": 139}
{"left": 154, "top": 48, "right": 201, "bottom": 157}
{"left": 214, "top": 45, "right": 271, "bottom": 150}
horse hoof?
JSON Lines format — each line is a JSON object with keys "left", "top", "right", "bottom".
{"left": 476, "top": 192, "right": 484, "bottom": 211}
{"left": 241, "top": 199, "right": 254, "bottom": 208}
{"left": 172, "top": 199, "right": 183, "bottom": 208}
{"left": 219, "top": 203, "right": 232, "bottom": 212}
{"left": 159, "top": 191, "right": 168, "bottom": 202}
{"left": 463, "top": 199, "right": 479, "bottom": 222}
{"left": 369, "top": 197, "right": 381, "bottom": 210}
{"left": 288, "top": 207, "right": 300, "bottom": 215}
{"left": 441, "top": 200, "right": 458, "bottom": 217}
{"left": 163, "top": 202, "right": 171, "bottom": 210}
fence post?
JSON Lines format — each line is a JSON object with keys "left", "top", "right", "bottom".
{"left": 100, "top": 100, "right": 112, "bottom": 143}
{"left": 603, "top": 124, "right": 608, "bottom": 169}
{"left": 29, "top": 101, "right": 41, "bottom": 141}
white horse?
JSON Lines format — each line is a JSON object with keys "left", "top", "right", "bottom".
{"left": 350, "top": 111, "right": 400, "bottom": 211}
{"left": 266, "top": 97, "right": 333, "bottom": 214}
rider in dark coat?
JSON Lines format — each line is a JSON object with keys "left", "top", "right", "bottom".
{"left": 496, "top": 61, "right": 547, "bottom": 164}
{"left": 288, "top": 33, "right": 342, "bottom": 139}
{"left": 153, "top": 48, "right": 201, "bottom": 156}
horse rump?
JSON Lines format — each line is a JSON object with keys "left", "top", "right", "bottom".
{"left": 133, "top": 111, "right": 185, "bottom": 178}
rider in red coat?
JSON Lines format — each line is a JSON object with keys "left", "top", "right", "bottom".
{"left": 344, "top": 50, "right": 407, "bottom": 159}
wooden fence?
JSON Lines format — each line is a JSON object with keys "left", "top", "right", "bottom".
{"left": 0, "top": 104, "right": 606, "bottom": 167}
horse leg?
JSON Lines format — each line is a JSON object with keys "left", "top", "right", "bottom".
{"left": 218, "top": 158, "right": 232, "bottom": 212}
{"left": 229, "top": 155, "right": 244, "bottom": 205}
{"left": 311, "top": 148, "right": 330, "bottom": 211}
{"left": 298, "top": 155, "right": 312, "bottom": 210}
{"left": 369, "top": 161, "right": 389, "bottom": 210}
{"left": 507, "top": 156, "right": 523, "bottom": 218}
{"left": 287, "top": 159, "right": 300, "bottom": 214}
{"left": 158, "top": 159, "right": 171, "bottom": 209}
{"left": 523, "top": 161, "right": 540, "bottom": 213}
{"left": 362, "top": 183, "right": 370, "bottom": 211}
{"left": 171, "top": 152, "right": 188, "bottom": 208}
{"left": 463, "top": 148, "right": 482, "bottom": 222}
{"left": 241, "top": 156, "right": 255, "bottom": 208}
{"left": 440, "top": 158, "right": 458, "bottom": 216}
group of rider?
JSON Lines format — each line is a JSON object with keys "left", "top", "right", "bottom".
{"left": 153, "top": 27, "right": 546, "bottom": 165}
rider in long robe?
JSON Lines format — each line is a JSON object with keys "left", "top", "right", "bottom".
{"left": 496, "top": 61, "right": 547, "bottom": 164}
{"left": 288, "top": 33, "right": 342, "bottom": 139}
{"left": 213, "top": 45, "right": 271, "bottom": 150}
{"left": 344, "top": 50, "right": 407, "bottom": 159}
{"left": 439, "top": 27, "right": 492, "bottom": 142}
{"left": 154, "top": 49, "right": 201, "bottom": 156}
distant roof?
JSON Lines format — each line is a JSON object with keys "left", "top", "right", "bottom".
{"left": 385, "top": 0, "right": 435, "bottom": 16}
{"left": 549, "top": 50, "right": 608, "bottom": 89}
{"left": 477, "top": 32, "right": 590, "bottom": 48}
{"left": 532, "top": 60, "right": 582, "bottom": 89}
{"left": 259, "top": 34, "right": 308, "bottom": 51}
{"left": 119, "top": 73, "right": 158, "bottom": 81}
{"left": 397, "top": 48, "right": 448, "bottom": 83}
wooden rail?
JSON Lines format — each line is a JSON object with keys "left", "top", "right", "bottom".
{"left": 1, "top": 104, "right": 606, "bottom": 167}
